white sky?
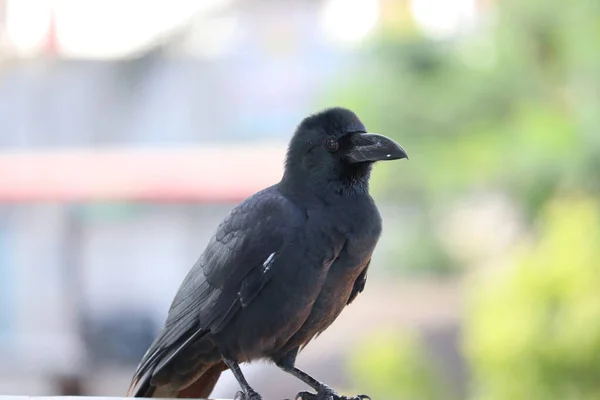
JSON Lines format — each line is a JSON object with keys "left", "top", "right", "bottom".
{"left": 4, "top": 0, "right": 480, "bottom": 59}
{"left": 5, "top": 0, "right": 230, "bottom": 58}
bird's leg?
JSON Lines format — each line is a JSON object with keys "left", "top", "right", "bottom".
{"left": 222, "top": 357, "right": 262, "bottom": 400}
{"left": 275, "top": 349, "right": 371, "bottom": 400}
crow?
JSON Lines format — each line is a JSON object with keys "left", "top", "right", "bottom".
{"left": 127, "top": 107, "right": 408, "bottom": 400}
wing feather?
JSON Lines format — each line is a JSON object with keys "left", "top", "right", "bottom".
{"left": 128, "top": 186, "right": 304, "bottom": 394}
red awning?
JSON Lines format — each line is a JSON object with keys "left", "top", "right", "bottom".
{"left": 0, "top": 146, "right": 286, "bottom": 203}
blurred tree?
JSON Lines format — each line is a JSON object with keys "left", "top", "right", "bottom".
{"left": 317, "top": 0, "right": 600, "bottom": 276}
{"left": 319, "top": 0, "right": 600, "bottom": 396}
{"left": 464, "top": 196, "right": 600, "bottom": 400}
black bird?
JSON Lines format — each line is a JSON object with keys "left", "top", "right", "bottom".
{"left": 127, "top": 107, "right": 408, "bottom": 400}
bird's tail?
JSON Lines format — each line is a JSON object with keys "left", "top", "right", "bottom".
{"left": 177, "top": 362, "right": 227, "bottom": 398}
{"left": 127, "top": 361, "right": 227, "bottom": 398}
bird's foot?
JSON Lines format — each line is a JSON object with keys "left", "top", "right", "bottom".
{"left": 295, "top": 388, "right": 371, "bottom": 400}
{"left": 234, "top": 389, "right": 263, "bottom": 400}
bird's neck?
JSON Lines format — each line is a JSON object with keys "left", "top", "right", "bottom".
{"left": 278, "top": 168, "right": 371, "bottom": 206}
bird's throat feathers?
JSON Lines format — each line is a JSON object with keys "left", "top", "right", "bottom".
{"left": 280, "top": 160, "right": 372, "bottom": 204}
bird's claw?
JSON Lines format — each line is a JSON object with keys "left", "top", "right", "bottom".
{"left": 294, "top": 391, "right": 324, "bottom": 400}
{"left": 235, "top": 389, "right": 263, "bottom": 400}
{"left": 339, "top": 395, "right": 371, "bottom": 400}
{"left": 295, "top": 390, "right": 371, "bottom": 400}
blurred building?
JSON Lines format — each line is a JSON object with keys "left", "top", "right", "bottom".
{"left": 0, "top": 0, "right": 485, "bottom": 396}
{"left": 0, "top": 0, "right": 369, "bottom": 393}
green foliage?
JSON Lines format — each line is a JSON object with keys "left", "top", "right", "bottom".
{"left": 333, "top": 1, "right": 600, "bottom": 397}
{"left": 327, "top": 2, "right": 600, "bottom": 398}
{"left": 464, "top": 197, "right": 600, "bottom": 400}
{"left": 382, "top": 212, "right": 461, "bottom": 277}
{"left": 347, "top": 329, "right": 446, "bottom": 400}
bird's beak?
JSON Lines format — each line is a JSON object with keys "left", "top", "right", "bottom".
{"left": 345, "top": 133, "right": 408, "bottom": 163}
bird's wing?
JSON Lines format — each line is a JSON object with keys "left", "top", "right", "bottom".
{"left": 128, "top": 186, "right": 305, "bottom": 394}
{"left": 347, "top": 259, "right": 370, "bottom": 305}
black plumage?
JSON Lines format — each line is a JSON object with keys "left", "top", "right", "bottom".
{"left": 127, "top": 107, "right": 408, "bottom": 400}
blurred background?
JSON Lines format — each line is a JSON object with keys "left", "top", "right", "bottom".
{"left": 0, "top": 0, "right": 599, "bottom": 399}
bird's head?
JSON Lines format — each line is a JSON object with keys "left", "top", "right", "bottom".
{"left": 281, "top": 107, "right": 408, "bottom": 198}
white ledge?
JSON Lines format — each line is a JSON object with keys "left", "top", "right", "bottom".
{"left": 0, "top": 397, "right": 228, "bottom": 400}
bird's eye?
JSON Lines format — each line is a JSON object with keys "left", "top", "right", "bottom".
{"left": 325, "top": 138, "right": 339, "bottom": 152}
